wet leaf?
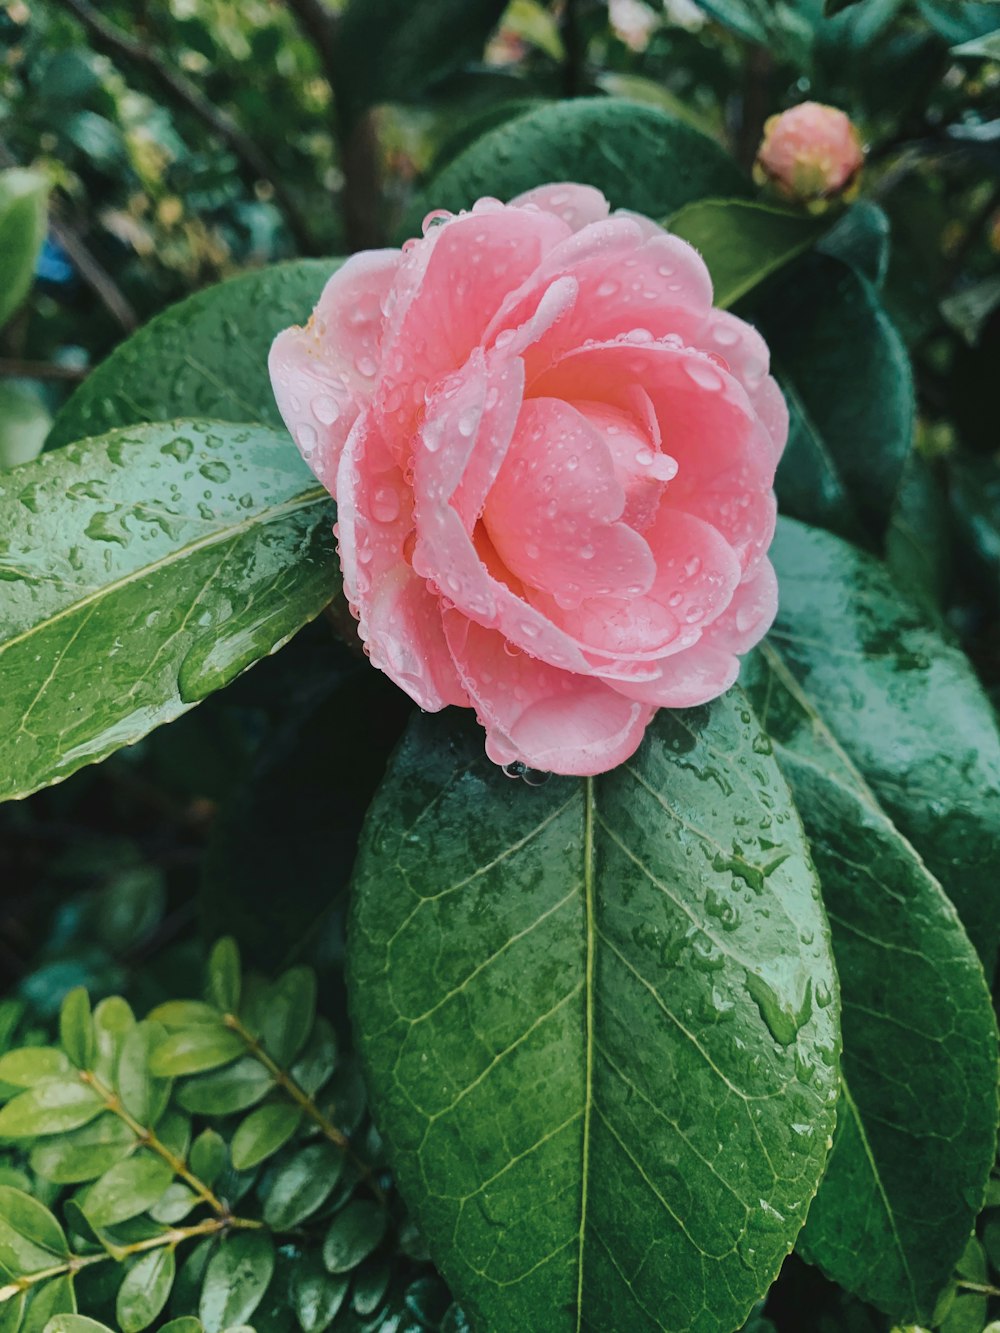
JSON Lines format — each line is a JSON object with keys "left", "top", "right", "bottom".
{"left": 0, "top": 1080, "right": 102, "bottom": 1137}
{"left": 0, "top": 1187, "right": 68, "bottom": 1275}
{"left": 321, "top": 1201, "right": 387, "bottom": 1275}
{"left": 198, "top": 1231, "right": 275, "bottom": 1333}
{"left": 263, "top": 1142, "right": 345, "bottom": 1230}
{"left": 229, "top": 1102, "right": 302, "bottom": 1171}
{"left": 82, "top": 1152, "right": 175, "bottom": 1228}
{"left": 116, "top": 1248, "right": 176, "bottom": 1333}
{"left": 348, "top": 697, "right": 840, "bottom": 1332}
{"left": 149, "top": 1027, "right": 245, "bottom": 1079}
{"left": 0, "top": 420, "right": 338, "bottom": 802}
{"left": 0, "top": 168, "right": 49, "bottom": 332}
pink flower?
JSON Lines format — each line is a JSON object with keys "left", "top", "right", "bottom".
{"left": 754, "top": 102, "right": 865, "bottom": 207}
{"left": 269, "top": 185, "right": 787, "bottom": 776}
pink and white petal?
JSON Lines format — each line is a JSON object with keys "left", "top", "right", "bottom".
{"left": 269, "top": 250, "right": 400, "bottom": 488}
{"left": 528, "top": 589, "right": 683, "bottom": 657}
{"left": 335, "top": 410, "right": 466, "bottom": 712}
{"left": 375, "top": 207, "right": 570, "bottom": 447}
{"left": 609, "top": 641, "right": 740, "bottom": 709}
{"left": 643, "top": 506, "right": 744, "bottom": 631}
{"left": 702, "top": 558, "right": 779, "bottom": 654}
{"left": 663, "top": 485, "right": 776, "bottom": 575}
{"left": 510, "top": 182, "right": 611, "bottom": 232}
{"left": 697, "top": 310, "right": 788, "bottom": 460}
{"left": 444, "top": 614, "right": 654, "bottom": 776}
{"left": 483, "top": 397, "right": 656, "bottom": 604}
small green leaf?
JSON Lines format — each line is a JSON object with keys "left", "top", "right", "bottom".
{"left": 0, "top": 1187, "right": 69, "bottom": 1275}
{"left": 289, "top": 1018, "right": 338, "bottom": 1098}
{"left": 263, "top": 1143, "right": 345, "bottom": 1230}
{"left": 175, "top": 1058, "right": 273, "bottom": 1116}
{"left": 116, "top": 1247, "right": 176, "bottom": 1333}
{"left": 952, "top": 29, "right": 1000, "bottom": 60}
{"left": 351, "top": 1255, "right": 391, "bottom": 1316}
{"left": 0, "top": 1048, "right": 71, "bottom": 1089}
{"left": 289, "top": 1254, "right": 349, "bottom": 1333}
{"left": 0, "top": 421, "right": 338, "bottom": 802}
{"left": 148, "top": 1183, "right": 199, "bottom": 1225}
{"left": 0, "top": 168, "right": 49, "bottom": 331}
{"left": 403, "top": 99, "right": 746, "bottom": 240}
{"left": 22, "top": 1278, "right": 75, "bottom": 1333}
{"left": 158, "top": 1321, "right": 204, "bottom": 1333}
{"left": 0, "top": 384, "right": 51, "bottom": 471}
{"left": 668, "top": 199, "right": 825, "bottom": 308}
{"left": 146, "top": 1002, "right": 221, "bottom": 1030}
{"left": 83, "top": 1152, "right": 175, "bottom": 1228}
{"left": 91, "top": 998, "right": 135, "bottom": 1085}
{"left": 59, "top": 990, "right": 94, "bottom": 1070}
{"left": 198, "top": 1232, "right": 275, "bottom": 1333}
{"left": 189, "top": 1130, "right": 227, "bottom": 1189}
{"left": 206, "top": 940, "right": 241, "bottom": 1016}
{"left": 229, "top": 1102, "right": 302, "bottom": 1171}
{"left": 256, "top": 968, "right": 316, "bottom": 1067}
{"left": 29, "top": 1113, "right": 134, "bottom": 1185}
{"left": 0, "top": 1080, "right": 102, "bottom": 1137}
{"left": 818, "top": 199, "right": 890, "bottom": 288}
{"left": 322, "top": 1201, "right": 387, "bottom": 1275}
{"left": 43, "top": 1322, "right": 114, "bottom": 1333}
{"left": 149, "top": 1028, "right": 246, "bottom": 1078}
{"left": 116, "top": 1021, "right": 171, "bottom": 1126}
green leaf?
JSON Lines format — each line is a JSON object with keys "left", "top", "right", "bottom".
{"left": 952, "top": 29, "right": 1000, "bottom": 59}
{"left": 262, "top": 1143, "right": 345, "bottom": 1230}
{"left": 402, "top": 99, "right": 746, "bottom": 241}
{"left": 206, "top": 940, "right": 241, "bottom": 1016}
{"left": 0, "top": 1188, "right": 68, "bottom": 1275}
{"left": 22, "top": 1279, "right": 75, "bottom": 1333}
{"left": 146, "top": 1002, "right": 220, "bottom": 1030}
{"left": 0, "top": 384, "right": 51, "bottom": 471}
{"left": 29, "top": 1113, "right": 135, "bottom": 1184}
{"left": 116, "top": 1248, "right": 176, "bottom": 1333}
{"left": 290, "top": 1260, "right": 349, "bottom": 1332}
{"left": 667, "top": 200, "right": 825, "bottom": 309}
{"left": 115, "top": 1021, "right": 171, "bottom": 1126}
{"left": 885, "top": 450, "right": 951, "bottom": 616}
{"left": 83, "top": 1152, "right": 175, "bottom": 1228}
{"left": 764, "top": 516, "right": 1000, "bottom": 969}
{"left": 148, "top": 1182, "right": 199, "bottom": 1226}
{"left": 745, "top": 653, "right": 998, "bottom": 1320}
{"left": 158, "top": 1320, "right": 204, "bottom": 1333}
{"left": 322, "top": 1201, "right": 387, "bottom": 1276}
{"left": 0, "top": 168, "right": 49, "bottom": 332}
{"left": 59, "top": 989, "right": 94, "bottom": 1070}
{"left": 175, "top": 1058, "right": 273, "bottom": 1116}
{"left": 229, "top": 1102, "right": 302, "bottom": 1171}
{"left": 0, "top": 1080, "right": 102, "bottom": 1137}
{"left": 189, "top": 1130, "right": 227, "bottom": 1189}
{"left": 818, "top": 200, "right": 890, "bottom": 288}
{"left": 91, "top": 998, "right": 135, "bottom": 1086}
{"left": 43, "top": 1321, "right": 115, "bottom": 1333}
{"left": 255, "top": 968, "right": 316, "bottom": 1067}
{"left": 348, "top": 698, "right": 840, "bottom": 1332}
{"left": 755, "top": 255, "right": 914, "bottom": 543}
{"left": 0, "top": 421, "right": 338, "bottom": 802}
{"left": 918, "top": 0, "right": 999, "bottom": 44}
{"left": 149, "top": 1027, "right": 246, "bottom": 1079}
{"left": 0, "top": 1048, "right": 71, "bottom": 1089}
{"left": 47, "top": 261, "right": 337, "bottom": 450}
{"left": 332, "top": 0, "right": 507, "bottom": 130}
{"left": 198, "top": 1232, "right": 275, "bottom": 1333}
{"left": 289, "top": 1018, "right": 338, "bottom": 1099}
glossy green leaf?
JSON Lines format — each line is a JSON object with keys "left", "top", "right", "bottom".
{"left": 289, "top": 1018, "right": 338, "bottom": 1099}
{"left": 289, "top": 1255, "right": 349, "bottom": 1333}
{"left": 349, "top": 698, "right": 840, "bottom": 1332}
{"left": 229, "top": 1102, "right": 302, "bottom": 1171}
{"left": 0, "top": 1187, "right": 68, "bottom": 1275}
{"left": 322, "top": 1201, "right": 387, "bottom": 1276}
{"left": 402, "top": 99, "right": 746, "bottom": 241}
{"left": 146, "top": 1002, "right": 220, "bottom": 1030}
{"left": 29, "top": 1113, "right": 134, "bottom": 1184}
{"left": 0, "top": 1080, "right": 102, "bottom": 1137}
{"left": 47, "top": 261, "right": 337, "bottom": 450}
{"left": 885, "top": 450, "right": 951, "bottom": 615}
{"left": 765, "top": 516, "right": 1000, "bottom": 970}
{"left": 952, "top": 29, "right": 1000, "bottom": 59}
{"left": 189, "top": 1130, "right": 227, "bottom": 1189}
{"left": 149, "top": 1026, "right": 245, "bottom": 1079}
{"left": 744, "top": 648, "right": 998, "bottom": 1320}
{"left": 0, "top": 1048, "right": 71, "bottom": 1089}
{"left": 82, "top": 1152, "right": 175, "bottom": 1228}
{"left": 818, "top": 200, "right": 890, "bottom": 288}
{"left": 22, "top": 1278, "right": 75, "bottom": 1333}
{"left": 755, "top": 255, "right": 914, "bottom": 543}
{"left": 198, "top": 1232, "right": 275, "bottom": 1333}
{"left": 0, "top": 169, "right": 49, "bottom": 332}
{"left": 175, "top": 1057, "right": 273, "bottom": 1116}
{"left": 148, "top": 1183, "right": 199, "bottom": 1226}
{"left": 58, "top": 989, "right": 94, "bottom": 1070}
{"left": 206, "top": 939, "right": 241, "bottom": 1016}
{"left": 116, "top": 1248, "right": 176, "bottom": 1333}
{"left": 254, "top": 967, "right": 316, "bottom": 1067}
{"left": 43, "top": 1320, "right": 114, "bottom": 1333}
{"left": 667, "top": 200, "right": 825, "bottom": 309}
{"left": 263, "top": 1143, "right": 345, "bottom": 1230}
{"left": 0, "top": 420, "right": 337, "bottom": 802}
{"left": 918, "top": 0, "right": 999, "bottom": 43}
{"left": 91, "top": 998, "right": 135, "bottom": 1086}
{"left": 332, "top": 0, "right": 507, "bottom": 129}
{"left": 0, "top": 384, "right": 51, "bottom": 471}
{"left": 158, "top": 1319, "right": 203, "bottom": 1333}
{"left": 116, "top": 1021, "right": 171, "bottom": 1126}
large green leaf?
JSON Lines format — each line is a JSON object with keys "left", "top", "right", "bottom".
{"left": 349, "top": 697, "right": 840, "bottom": 1333}
{"left": 744, "top": 647, "right": 998, "bottom": 1321}
{"left": 764, "top": 517, "right": 1000, "bottom": 972}
{"left": 332, "top": 0, "right": 508, "bottom": 130}
{"left": 0, "top": 168, "right": 49, "bottom": 332}
{"left": 752, "top": 255, "right": 914, "bottom": 544}
{"left": 918, "top": 0, "right": 1000, "bottom": 43}
{"left": 0, "top": 421, "right": 337, "bottom": 801}
{"left": 47, "top": 260, "right": 336, "bottom": 451}
{"left": 667, "top": 200, "right": 825, "bottom": 309}
{"left": 401, "top": 99, "right": 747, "bottom": 241}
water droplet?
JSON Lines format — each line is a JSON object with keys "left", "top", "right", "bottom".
{"left": 684, "top": 556, "right": 701, "bottom": 578}
{"left": 596, "top": 280, "right": 619, "bottom": 298}
{"left": 355, "top": 354, "right": 378, "bottom": 378}
{"left": 312, "top": 395, "right": 340, "bottom": 426}
{"left": 684, "top": 359, "right": 724, "bottom": 392}
{"left": 161, "top": 437, "right": 193, "bottom": 463}
{"left": 200, "top": 460, "right": 230, "bottom": 484}
{"left": 457, "top": 408, "right": 478, "bottom": 438}
{"left": 371, "top": 486, "right": 400, "bottom": 524}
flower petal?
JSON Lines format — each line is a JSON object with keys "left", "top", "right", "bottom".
{"left": 510, "top": 182, "right": 611, "bottom": 232}
{"left": 609, "top": 642, "right": 740, "bottom": 708}
{"left": 703, "top": 557, "right": 779, "bottom": 654}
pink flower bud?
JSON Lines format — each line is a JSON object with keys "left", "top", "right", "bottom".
{"left": 754, "top": 102, "right": 865, "bottom": 208}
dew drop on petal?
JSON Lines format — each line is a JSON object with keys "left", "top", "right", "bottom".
{"left": 684, "top": 358, "right": 723, "bottom": 391}
{"left": 312, "top": 395, "right": 341, "bottom": 426}
{"left": 371, "top": 486, "right": 400, "bottom": 524}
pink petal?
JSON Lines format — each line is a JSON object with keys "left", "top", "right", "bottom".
{"left": 609, "top": 642, "right": 740, "bottom": 709}
{"left": 335, "top": 409, "right": 467, "bottom": 712}
{"left": 444, "top": 614, "right": 654, "bottom": 776}
{"left": 483, "top": 397, "right": 656, "bottom": 605}
{"left": 510, "top": 182, "right": 611, "bottom": 232}
{"left": 703, "top": 558, "right": 779, "bottom": 654}
{"left": 269, "top": 250, "right": 400, "bottom": 490}
{"left": 642, "top": 506, "right": 743, "bottom": 633}
{"left": 697, "top": 310, "right": 788, "bottom": 460}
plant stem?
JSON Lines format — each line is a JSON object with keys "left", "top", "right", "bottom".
{"left": 79, "top": 1070, "right": 229, "bottom": 1217}
{"left": 957, "top": 1278, "right": 1000, "bottom": 1297}
{"left": 222, "top": 1012, "right": 384, "bottom": 1202}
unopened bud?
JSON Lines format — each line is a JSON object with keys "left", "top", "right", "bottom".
{"left": 754, "top": 102, "right": 865, "bottom": 211}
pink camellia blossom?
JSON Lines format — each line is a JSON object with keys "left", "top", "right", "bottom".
{"left": 269, "top": 184, "right": 787, "bottom": 776}
{"left": 754, "top": 102, "right": 864, "bottom": 207}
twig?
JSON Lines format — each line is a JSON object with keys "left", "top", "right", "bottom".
{"left": 49, "top": 0, "right": 315, "bottom": 253}
{"left": 0, "top": 358, "right": 88, "bottom": 382}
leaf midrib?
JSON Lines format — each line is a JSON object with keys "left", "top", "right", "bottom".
{"left": 0, "top": 484, "right": 329, "bottom": 658}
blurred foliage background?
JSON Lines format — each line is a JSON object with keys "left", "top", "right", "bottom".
{"left": 2, "top": 1, "right": 1000, "bottom": 1330}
